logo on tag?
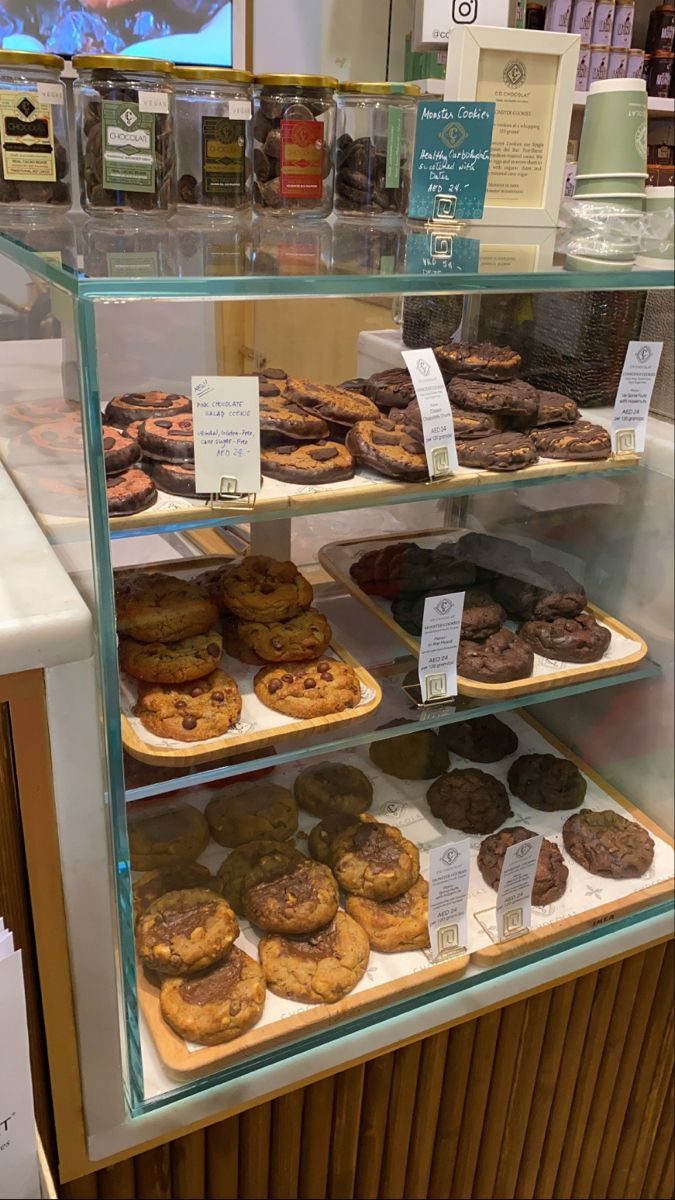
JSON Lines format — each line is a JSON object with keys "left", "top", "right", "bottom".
{"left": 441, "top": 121, "right": 468, "bottom": 150}
{"left": 503, "top": 907, "right": 525, "bottom": 935}
{"left": 120, "top": 107, "right": 138, "bottom": 128}
{"left": 503, "top": 59, "right": 527, "bottom": 88}
{"left": 425, "top": 672, "right": 448, "bottom": 700}
{"left": 437, "top": 923, "right": 460, "bottom": 953}
{"left": 441, "top": 846, "right": 460, "bottom": 867}
{"left": 416, "top": 357, "right": 431, "bottom": 376}
{"left": 635, "top": 344, "right": 653, "bottom": 364}
{"left": 615, "top": 428, "right": 636, "bottom": 452}
{"left": 430, "top": 230, "right": 453, "bottom": 258}
{"left": 515, "top": 842, "right": 533, "bottom": 858}
{"left": 431, "top": 445, "right": 451, "bottom": 476}
{"left": 433, "top": 596, "right": 454, "bottom": 615}
{"left": 18, "top": 97, "right": 35, "bottom": 118}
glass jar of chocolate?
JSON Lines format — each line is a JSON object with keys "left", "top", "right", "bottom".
{"left": 253, "top": 73, "right": 337, "bottom": 217}
{"left": 73, "top": 54, "right": 175, "bottom": 217}
{"left": 335, "top": 83, "right": 419, "bottom": 219}
{"left": 0, "top": 50, "right": 70, "bottom": 209}
{"left": 174, "top": 66, "right": 253, "bottom": 215}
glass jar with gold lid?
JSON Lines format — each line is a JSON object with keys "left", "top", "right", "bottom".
{"left": 174, "top": 66, "right": 253, "bottom": 215}
{"left": 335, "top": 82, "right": 419, "bottom": 219}
{"left": 73, "top": 53, "right": 175, "bottom": 217}
{"left": 0, "top": 50, "right": 70, "bottom": 209}
{"left": 253, "top": 73, "right": 337, "bottom": 217}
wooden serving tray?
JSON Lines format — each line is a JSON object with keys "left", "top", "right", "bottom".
{"left": 116, "top": 558, "right": 381, "bottom": 767}
{"left": 318, "top": 529, "right": 648, "bottom": 700}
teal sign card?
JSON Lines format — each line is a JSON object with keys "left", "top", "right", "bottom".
{"left": 408, "top": 100, "right": 496, "bottom": 221}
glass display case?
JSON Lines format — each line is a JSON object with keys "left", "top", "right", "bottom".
{"left": 0, "top": 212, "right": 672, "bottom": 1155}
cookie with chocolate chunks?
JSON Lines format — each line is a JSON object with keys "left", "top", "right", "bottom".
{"left": 434, "top": 342, "right": 521, "bottom": 381}
{"left": 285, "top": 379, "right": 378, "bottom": 426}
{"left": 104, "top": 390, "right": 191, "bottom": 429}
{"left": 138, "top": 415, "right": 195, "bottom": 464}
{"left": 346, "top": 417, "right": 429, "bottom": 481}
{"left": 261, "top": 440, "right": 355, "bottom": 484}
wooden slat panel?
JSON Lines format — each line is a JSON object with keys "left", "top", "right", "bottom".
{"left": 625, "top": 1017, "right": 674, "bottom": 1200}
{"left": 238, "top": 1104, "right": 271, "bottom": 1200}
{"left": 451, "top": 1009, "right": 502, "bottom": 1200}
{"left": 298, "top": 1076, "right": 335, "bottom": 1200}
{"left": 328, "top": 1064, "right": 365, "bottom": 1200}
{"left": 494, "top": 990, "right": 553, "bottom": 1199}
{"left": 589, "top": 944, "right": 667, "bottom": 1199}
{"left": 206, "top": 1115, "right": 239, "bottom": 1200}
{"left": 60, "top": 1174, "right": 98, "bottom": 1199}
{"left": 269, "top": 1089, "right": 304, "bottom": 1200}
{"left": 171, "top": 1130, "right": 205, "bottom": 1200}
{"left": 654, "top": 1135, "right": 674, "bottom": 1200}
{"left": 403, "top": 1030, "right": 450, "bottom": 1200}
{"left": 641, "top": 1087, "right": 675, "bottom": 1200}
{"left": 354, "top": 1051, "right": 394, "bottom": 1200}
{"left": 98, "top": 1158, "right": 135, "bottom": 1199}
{"left": 134, "top": 1145, "right": 172, "bottom": 1200}
{"left": 473, "top": 1000, "right": 528, "bottom": 1199}
{"left": 427, "top": 1019, "right": 476, "bottom": 1200}
{"left": 378, "top": 1041, "right": 423, "bottom": 1200}
{"left": 516, "top": 981, "right": 576, "bottom": 1200}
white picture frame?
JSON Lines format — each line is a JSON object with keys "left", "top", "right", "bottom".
{"left": 444, "top": 26, "right": 580, "bottom": 227}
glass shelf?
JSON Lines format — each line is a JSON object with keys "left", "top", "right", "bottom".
{"left": 0, "top": 211, "right": 673, "bottom": 300}
{"left": 123, "top": 586, "right": 660, "bottom": 801}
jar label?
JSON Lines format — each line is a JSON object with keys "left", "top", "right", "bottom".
{"left": 101, "top": 100, "right": 155, "bottom": 193}
{"left": 201, "top": 116, "right": 246, "bottom": 197}
{"left": 385, "top": 106, "right": 403, "bottom": 189}
{"left": 280, "top": 118, "right": 323, "bottom": 198}
{"left": 0, "top": 90, "right": 56, "bottom": 183}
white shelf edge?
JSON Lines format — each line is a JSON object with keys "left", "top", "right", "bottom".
{"left": 574, "top": 91, "right": 675, "bottom": 116}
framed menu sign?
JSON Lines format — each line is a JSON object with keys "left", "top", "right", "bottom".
{"left": 444, "top": 27, "right": 579, "bottom": 226}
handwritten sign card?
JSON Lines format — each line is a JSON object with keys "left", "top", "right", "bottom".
{"left": 191, "top": 375, "right": 260, "bottom": 496}
{"left": 408, "top": 99, "right": 496, "bottom": 222}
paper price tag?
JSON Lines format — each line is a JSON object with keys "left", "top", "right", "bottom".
{"left": 418, "top": 589, "right": 464, "bottom": 703}
{"left": 612, "top": 340, "right": 663, "bottom": 453}
{"left": 401, "top": 347, "right": 458, "bottom": 478}
{"left": 191, "top": 376, "right": 260, "bottom": 497}
{"left": 228, "top": 100, "right": 252, "bottom": 120}
{"left": 37, "top": 81, "right": 64, "bottom": 106}
{"left": 496, "top": 833, "right": 543, "bottom": 941}
{"left": 138, "top": 90, "right": 169, "bottom": 115}
{"left": 428, "top": 839, "right": 470, "bottom": 961}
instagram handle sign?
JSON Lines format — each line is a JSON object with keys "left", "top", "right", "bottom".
{"left": 413, "top": 0, "right": 512, "bottom": 50}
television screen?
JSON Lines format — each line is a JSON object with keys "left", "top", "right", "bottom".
{"left": 0, "top": 0, "right": 233, "bottom": 64}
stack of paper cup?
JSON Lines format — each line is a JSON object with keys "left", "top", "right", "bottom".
{"left": 636, "top": 186, "right": 675, "bottom": 268}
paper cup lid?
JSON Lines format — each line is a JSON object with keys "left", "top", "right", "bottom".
{"left": 574, "top": 192, "right": 644, "bottom": 198}
{"left": 645, "top": 185, "right": 675, "bottom": 198}
{"left": 576, "top": 172, "right": 647, "bottom": 179}
{"left": 588, "top": 77, "right": 646, "bottom": 93}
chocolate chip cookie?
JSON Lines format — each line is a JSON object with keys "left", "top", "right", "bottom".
{"left": 119, "top": 631, "right": 223, "bottom": 684}
{"left": 448, "top": 378, "right": 539, "bottom": 426}
{"left": 206, "top": 782, "right": 298, "bottom": 847}
{"left": 115, "top": 573, "right": 219, "bottom": 643}
{"left": 138, "top": 415, "right": 195, "bottom": 463}
{"left": 346, "top": 877, "right": 430, "bottom": 952}
{"left": 285, "top": 380, "right": 379, "bottom": 426}
{"left": 308, "top": 813, "right": 358, "bottom": 864}
{"left": 134, "top": 669, "right": 242, "bottom": 742}
{"left": 427, "top": 767, "right": 512, "bottom": 834}
{"left": 434, "top": 342, "right": 521, "bottom": 381}
{"left": 104, "top": 391, "right": 191, "bottom": 429}
{"left": 478, "top": 827, "right": 569, "bottom": 904}
{"left": 346, "top": 417, "right": 428, "bottom": 481}
{"left": 562, "top": 809, "right": 654, "bottom": 878}
{"left": 137, "top": 888, "right": 239, "bottom": 975}
{"left": 261, "top": 440, "right": 355, "bottom": 484}
{"left": 329, "top": 819, "right": 420, "bottom": 900}
{"left": 532, "top": 391, "right": 579, "bottom": 427}
{"left": 223, "top": 608, "right": 332, "bottom": 665}
{"left": 457, "top": 629, "right": 534, "bottom": 683}
{"left": 438, "top": 715, "right": 518, "bottom": 763}
{"left": 259, "top": 911, "right": 370, "bottom": 1003}
{"left": 133, "top": 863, "right": 221, "bottom": 919}
{"left": 150, "top": 462, "right": 208, "bottom": 499}
{"left": 102, "top": 425, "right": 141, "bottom": 475}
{"left": 518, "top": 613, "right": 611, "bottom": 663}
{"left": 260, "top": 396, "right": 330, "bottom": 441}
{"left": 254, "top": 658, "right": 361, "bottom": 719}
{"left": 492, "top": 575, "right": 587, "bottom": 621}
{"left": 369, "top": 728, "right": 449, "bottom": 780}
{"left": 217, "top": 840, "right": 306, "bottom": 914}
{"left": 129, "top": 801, "right": 210, "bottom": 871}
{"left": 212, "top": 556, "right": 313, "bottom": 622}
{"left": 508, "top": 754, "right": 587, "bottom": 812}
{"left": 456, "top": 432, "right": 538, "bottom": 472}
{"left": 530, "top": 420, "right": 611, "bottom": 461}
{"left": 391, "top": 586, "right": 505, "bottom": 642}
{"left": 294, "top": 762, "right": 373, "bottom": 818}
{"left": 107, "top": 467, "right": 158, "bottom": 516}
{"left": 243, "top": 859, "right": 339, "bottom": 934}
{"left": 160, "top": 947, "right": 266, "bottom": 1044}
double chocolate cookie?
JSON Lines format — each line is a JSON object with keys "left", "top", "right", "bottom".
{"left": 259, "top": 396, "right": 330, "bottom": 441}
{"left": 138, "top": 416, "right": 195, "bottom": 463}
{"left": 448, "top": 378, "right": 539, "bottom": 426}
{"left": 427, "top": 767, "right": 512, "bottom": 834}
{"left": 150, "top": 462, "right": 208, "bottom": 498}
{"left": 346, "top": 418, "right": 428, "bottom": 481}
{"left": 285, "top": 380, "right": 378, "bottom": 427}
{"left": 102, "top": 425, "right": 141, "bottom": 475}
{"left": 492, "top": 575, "right": 587, "bottom": 621}
{"left": 562, "top": 809, "right": 654, "bottom": 878}
{"left": 107, "top": 467, "right": 157, "bottom": 516}
{"left": 363, "top": 367, "right": 416, "bottom": 410}
{"left": 434, "top": 342, "right": 521, "bottom": 381}
{"left": 456, "top": 432, "right": 538, "bottom": 472}
{"left": 294, "top": 762, "right": 373, "bottom": 818}
{"left": 350, "top": 541, "right": 476, "bottom": 599}
{"left": 391, "top": 586, "right": 505, "bottom": 642}
{"left": 532, "top": 391, "right": 579, "bottom": 427}
{"left": 261, "top": 440, "right": 355, "bottom": 484}
{"left": 508, "top": 754, "right": 587, "bottom": 811}
{"left": 438, "top": 715, "right": 518, "bottom": 763}
{"left": 400, "top": 398, "right": 501, "bottom": 440}
{"left": 478, "top": 827, "right": 569, "bottom": 905}
{"left": 518, "top": 613, "right": 611, "bottom": 663}
{"left": 530, "top": 420, "right": 611, "bottom": 461}
{"left": 104, "top": 391, "right": 191, "bottom": 429}
{"left": 457, "top": 629, "right": 534, "bottom": 683}
{"left": 369, "top": 727, "right": 449, "bottom": 780}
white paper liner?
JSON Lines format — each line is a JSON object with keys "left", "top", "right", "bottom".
{"left": 134, "top": 710, "right": 673, "bottom": 1056}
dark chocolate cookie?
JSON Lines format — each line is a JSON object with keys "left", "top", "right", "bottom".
{"left": 350, "top": 541, "right": 476, "bottom": 598}
{"left": 438, "top": 715, "right": 518, "bottom": 763}
{"left": 448, "top": 378, "right": 539, "bottom": 426}
{"left": 508, "top": 754, "right": 587, "bottom": 811}
{"left": 391, "top": 586, "right": 504, "bottom": 642}
{"left": 285, "top": 380, "right": 378, "bottom": 427}
{"left": 530, "top": 421, "right": 611, "bottom": 461}
{"left": 261, "top": 440, "right": 355, "bottom": 484}
{"left": 518, "top": 612, "right": 611, "bottom": 663}
{"left": 346, "top": 418, "right": 428, "bottom": 481}
{"left": 427, "top": 767, "right": 512, "bottom": 834}
{"left": 151, "top": 462, "right": 208, "bottom": 498}
{"left": 369, "top": 726, "right": 449, "bottom": 780}
{"left": 363, "top": 367, "right": 416, "bottom": 410}
{"left": 452, "top": 533, "right": 533, "bottom": 579}
{"left": 456, "top": 432, "right": 538, "bottom": 472}
{"left": 532, "top": 391, "right": 579, "bottom": 427}
{"left": 457, "top": 629, "right": 534, "bottom": 683}
{"left": 104, "top": 391, "right": 191, "bottom": 429}
{"left": 434, "top": 342, "right": 521, "bottom": 381}
{"left": 102, "top": 425, "right": 141, "bottom": 476}
{"left": 562, "top": 809, "right": 654, "bottom": 878}
{"left": 138, "top": 415, "right": 195, "bottom": 463}
{"left": 492, "top": 575, "right": 587, "bottom": 621}
{"left": 478, "top": 826, "right": 569, "bottom": 904}
{"left": 259, "top": 396, "right": 330, "bottom": 441}
{"left": 106, "top": 467, "right": 157, "bottom": 516}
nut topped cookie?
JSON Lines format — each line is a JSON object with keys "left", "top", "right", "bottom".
{"left": 259, "top": 395, "right": 330, "bottom": 441}
{"left": 448, "top": 378, "right": 539, "bottom": 426}
{"left": 294, "top": 762, "right": 373, "bottom": 818}
{"left": 261, "top": 440, "right": 355, "bottom": 484}
{"left": 562, "top": 809, "right": 654, "bottom": 878}
{"left": 330, "top": 818, "right": 420, "bottom": 900}
{"left": 285, "top": 379, "right": 379, "bottom": 426}
{"left": 254, "top": 658, "right": 361, "bottom": 719}
{"left": 259, "top": 911, "right": 370, "bottom": 1004}
{"left": 478, "top": 827, "right": 569, "bottom": 905}
{"left": 532, "top": 391, "right": 579, "bottom": 427}
{"left": 508, "top": 754, "right": 587, "bottom": 811}
{"left": 210, "top": 556, "right": 313, "bottom": 622}
{"left": 434, "top": 342, "right": 521, "bottom": 381}
{"left": 206, "top": 782, "right": 298, "bottom": 848}
{"left": 427, "top": 768, "right": 512, "bottom": 834}
{"left": 138, "top": 415, "right": 195, "bottom": 463}
{"left": 104, "top": 390, "right": 191, "bottom": 429}
{"left": 243, "top": 859, "right": 339, "bottom": 935}
{"left": 115, "top": 572, "right": 218, "bottom": 643}
{"left": 346, "top": 417, "right": 428, "bottom": 481}
{"left": 529, "top": 420, "right": 611, "bottom": 461}
{"left": 346, "top": 877, "right": 430, "bottom": 952}
{"left": 224, "top": 608, "right": 332, "bottom": 665}
{"left": 160, "top": 947, "right": 266, "bottom": 1045}
{"left": 134, "top": 669, "right": 242, "bottom": 742}
{"left": 137, "top": 888, "right": 239, "bottom": 976}
{"left": 128, "top": 801, "right": 210, "bottom": 871}
{"left": 119, "top": 630, "right": 223, "bottom": 684}
{"left": 217, "top": 840, "right": 306, "bottom": 914}
{"left": 456, "top": 431, "right": 538, "bottom": 472}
